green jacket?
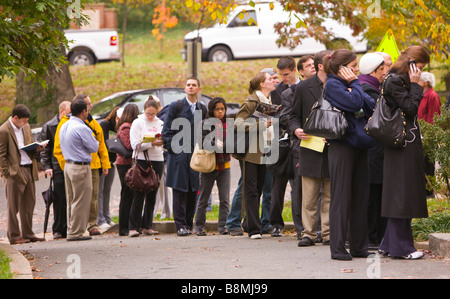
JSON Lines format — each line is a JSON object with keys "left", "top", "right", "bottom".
{"left": 233, "top": 93, "right": 267, "bottom": 165}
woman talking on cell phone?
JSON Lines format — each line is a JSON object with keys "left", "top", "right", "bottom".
{"left": 378, "top": 46, "right": 430, "bottom": 260}
{"left": 321, "top": 49, "right": 377, "bottom": 260}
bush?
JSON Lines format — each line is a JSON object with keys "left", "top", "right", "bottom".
{"left": 415, "top": 106, "right": 450, "bottom": 240}
{"left": 412, "top": 197, "right": 449, "bottom": 242}
{"left": 419, "top": 104, "right": 450, "bottom": 199}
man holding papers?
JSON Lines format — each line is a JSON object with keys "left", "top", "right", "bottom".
{"left": 289, "top": 50, "right": 332, "bottom": 247}
{"left": 0, "top": 104, "right": 46, "bottom": 245}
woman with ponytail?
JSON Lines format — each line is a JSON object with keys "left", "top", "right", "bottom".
{"left": 378, "top": 46, "right": 430, "bottom": 260}
{"left": 322, "top": 49, "right": 377, "bottom": 260}
{"left": 233, "top": 72, "right": 276, "bottom": 239}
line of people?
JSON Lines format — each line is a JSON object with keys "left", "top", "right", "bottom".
{"left": 1, "top": 46, "right": 440, "bottom": 262}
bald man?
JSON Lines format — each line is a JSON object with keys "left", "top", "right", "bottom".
{"left": 38, "top": 101, "right": 71, "bottom": 239}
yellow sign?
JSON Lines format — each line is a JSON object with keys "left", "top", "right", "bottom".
{"left": 376, "top": 31, "right": 401, "bottom": 63}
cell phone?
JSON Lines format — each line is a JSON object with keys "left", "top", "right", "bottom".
{"left": 409, "top": 60, "right": 416, "bottom": 66}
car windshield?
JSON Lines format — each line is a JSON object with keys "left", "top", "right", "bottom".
{"left": 160, "top": 89, "right": 187, "bottom": 107}
{"left": 124, "top": 92, "right": 158, "bottom": 113}
{"left": 91, "top": 94, "right": 127, "bottom": 119}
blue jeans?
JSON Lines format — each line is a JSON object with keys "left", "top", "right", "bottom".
{"left": 225, "top": 170, "right": 272, "bottom": 233}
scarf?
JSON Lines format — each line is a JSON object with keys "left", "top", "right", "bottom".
{"left": 358, "top": 74, "right": 381, "bottom": 92}
{"left": 214, "top": 118, "right": 230, "bottom": 172}
{"left": 255, "top": 90, "right": 274, "bottom": 145}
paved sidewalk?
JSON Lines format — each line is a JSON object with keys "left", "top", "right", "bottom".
{"left": 4, "top": 226, "right": 450, "bottom": 280}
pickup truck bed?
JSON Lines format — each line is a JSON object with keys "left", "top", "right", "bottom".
{"left": 65, "top": 29, "right": 121, "bottom": 66}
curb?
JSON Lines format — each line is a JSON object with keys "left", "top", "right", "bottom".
{"left": 0, "top": 242, "right": 33, "bottom": 279}
{"left": 429, "top": 233, "right": 450, "bottom": 257}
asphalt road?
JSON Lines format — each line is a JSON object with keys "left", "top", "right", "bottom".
{"left": 1, "top": 160, "right": 449, "bottom": 280}
{"left": 9, "top": 231, "right": 450, "bottom": 280}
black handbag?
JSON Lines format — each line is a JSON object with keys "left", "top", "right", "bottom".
{"left": 266, "top": 140, "right": 295, "bottom": 179}
{"left": 106, "top": 137, "right": 132, "bottom": 157}
{"left": 364, "top": 75, "right": 407, "bottom": 148}
{"left": 125, "top": 145, "right": 160, "bottom": 192}
{"left": 303, "top": 90, "right": 348, "bottom": 140}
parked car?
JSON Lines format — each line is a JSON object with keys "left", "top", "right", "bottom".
{"left": 90, "top": 87, "right": 239, "bottom": 122}
{"left": 31, "top": 88, "right": 239, "bottom": 142}
{"left": 181, "top": 1, "right": 367, "bottom": 62}
{"left": 65, "top": 29, "right": 121, "bottom": 66}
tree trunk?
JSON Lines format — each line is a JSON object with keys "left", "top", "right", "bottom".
{"left": 15, "top": 44, "right": 75, "bottom": 125}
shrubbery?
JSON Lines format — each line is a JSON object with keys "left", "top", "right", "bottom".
{"left": 414, "top": 104, "right": 450, "bottom": 240}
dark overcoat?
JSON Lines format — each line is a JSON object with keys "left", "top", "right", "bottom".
{"left": 289, "top": 74, "right": 330, "bottom": 178}
{"left": 162, "top": 97, "right": 206, "bottom": 192}
{"left": 381, "top": 70, "right": 428, "bottom": 219}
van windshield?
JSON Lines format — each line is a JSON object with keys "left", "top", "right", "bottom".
{"left": 228, "top": 10, "right": 257, "bottom": 27}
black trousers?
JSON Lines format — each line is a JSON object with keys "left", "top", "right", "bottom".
{"left": 52, "top": 172, "right": 67, "bottom": 237}
{"left": 173, "top": 189, "right": 198, "bottom": 231}
{"left": 270, "top": 155, "right": 303, "bottom": 232}
{"left": 328, "top": 142, "right": 370, "bottom": 258}
{"left": 269, "top": 174, "right": 289, "bottom": 229}
{"left": 379, "top": 217, "right": 416, "bottom": 257}
{"left": 240, "top": 160, "right": 266, "bottom": 236}
{"left": 117, "top": 164, "right": 133, "bottom": 236}
{"left": 129, "top": 160, "right": 164, "bottom": 232}
{"left": 368, "top": 183, "right": 387, "bottom": 244}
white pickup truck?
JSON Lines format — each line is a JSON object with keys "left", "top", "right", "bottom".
{"left": 65, "top": 29, "right": 121, "bottom": 66}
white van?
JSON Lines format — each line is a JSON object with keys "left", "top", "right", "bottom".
{"left": 182, "top": 1, "right": 367, "bottom": 62}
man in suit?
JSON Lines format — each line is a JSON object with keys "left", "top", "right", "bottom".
{"left": 289, "top": 50, "right": 332, "bottom": 247}
{"left": 268, "top": 56, "right": 301, "bottom": 237}
{"left": 271, "top": 56, "right": 300, "bottom": 105}
{"left": 0, "top": 104, "right": 46, "bottom": 245}
{"left": 297, "top": 55, "right": 317, "bottom": 80}
{"left": 38, "top": 101, "right": 71, "bottom": 239}
{"left": 162, "top": 77, "right": 207, "bottom": 236}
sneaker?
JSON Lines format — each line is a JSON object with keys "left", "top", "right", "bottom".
{"left": 98, "top": 223, "right": 111, "bottom": 230}
{"left": 128, "top": 230, "right": 140, "bottom": 237}
{"left": 271, "top": 227, "right": 282, "bottom": 237}
{"left": 177, "top": 228, "right": 190, "bottom": 236}
{"left": 378, "top": 249, "right": 390, "bottom": 257}
{"left": 403, "top": 251, "right": 424, "bottom": 260}
{"left": 298, "top": 237, "right": 315, "bottom": 247}
{"left": 250, "top": 234, "right": 262, "bottom": 239}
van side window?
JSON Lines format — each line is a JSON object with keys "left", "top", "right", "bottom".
{"left": 228, "top": 10, "right": 257, "bottom": 27}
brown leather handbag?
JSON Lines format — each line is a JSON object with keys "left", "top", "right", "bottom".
{"left": 125, "top": 144, "right": 160, "bottom": 192}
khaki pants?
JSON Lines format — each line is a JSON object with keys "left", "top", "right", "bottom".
{"left": 64, "top": 163, "right": 92, "bottom": 239}
{"left": 5, "top": 166, "right": 36, "bottom": 243}
{"left": 87, "top": 169, "right": 99, "bottom": 232}
{"left": 301, "top": 176, "right": 331, "bottom": 241}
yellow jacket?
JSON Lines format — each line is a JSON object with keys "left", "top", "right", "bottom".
{"left": 54, "top": 114, "right": 111, "bottom": 171}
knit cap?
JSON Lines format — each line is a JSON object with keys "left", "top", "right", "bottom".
{"left": 359, "top": 53, "right": 384, "bottom": 75}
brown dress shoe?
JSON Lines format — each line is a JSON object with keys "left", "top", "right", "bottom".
{"left": 89, "top": 228, "right": 101, "bottom": 236}
{"left": 29, "top": 236, "right": 46, "bottom": 242}
{"left": 10, "top": 238, "right": 30, "bottom": 245}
